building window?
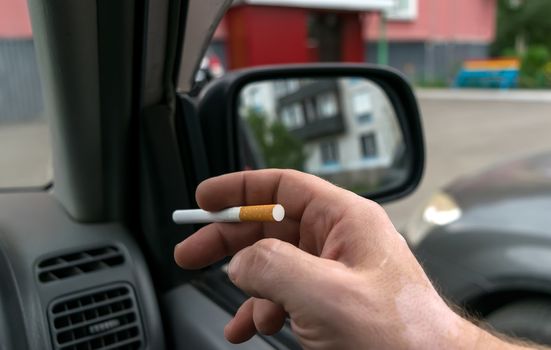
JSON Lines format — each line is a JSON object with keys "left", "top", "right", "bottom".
{"left": 274, "top": 79, "right": 300, "bottom": 97}
{"left": 305, "top": 99, "right": 317, "bottom": 122}
{"left": 274, "top": 81, "right": 287, "bottom": 98}
{"left": 320, "top": 141, "right": 339, "bottom": 165}
{"left": 280, "top": 103, "right": 304, "bottom": 129}
{"left": 316, "top": 92, "right": 338, "bottom": 118}
{"left": 247, "top": 87, "right": 262, "bottom": 111}
{"left": 352, "top": 91, "right": 373, "bottom": 124}
{"left": 360, "top": 133, "right": 378, "bottom": 159}
{"left": 286, "top": 80, "right": 300, "bottom": 93}
{"left": 347, "top": 77, "right": 363, "bottom": 85}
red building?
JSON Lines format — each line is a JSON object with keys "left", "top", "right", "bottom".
{"left": 365, "top": 0, "right": 497, "bottom": 82}
{"left": 212, "top": 0, "right": 498, "bottom": 83}
{"left": 0, "top": 0, "right": 32, "bottom": 38}
{"left": 1, "top": 0, "right": 498, "bottom": 102}
{"left": 213, "top": 0, "right": 394, "bottom": 70}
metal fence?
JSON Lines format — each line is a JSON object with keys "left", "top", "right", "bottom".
{"left": 0, "top": 39, "right": 44, "bottom": 123}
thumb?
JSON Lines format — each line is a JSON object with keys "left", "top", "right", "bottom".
{"left": 228, "top": 238, "right": 329, "bottom": 311}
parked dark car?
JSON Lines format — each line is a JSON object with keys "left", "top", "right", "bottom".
{"left": 409, "top": 152, "right": 551, "bottom": 345}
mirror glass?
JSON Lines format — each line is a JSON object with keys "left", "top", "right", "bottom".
{"left": 238, "top": 77, "right": 409, "bottom": 195}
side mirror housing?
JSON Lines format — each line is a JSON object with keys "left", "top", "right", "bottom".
{"left": 197, "top": 64, "right": 424, "bottom": 203}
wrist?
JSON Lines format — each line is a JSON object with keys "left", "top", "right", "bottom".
{"left": 394, "top": 285, "right": 478, "bottom": 349}
{"left": 422, "top": 307, "right": 481, "bottom": 350}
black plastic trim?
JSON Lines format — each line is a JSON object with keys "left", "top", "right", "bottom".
{"left": 47, "top": 282, "right": 145, "bottom": 350}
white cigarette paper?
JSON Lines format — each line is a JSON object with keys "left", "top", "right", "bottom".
{"left": 172, "top": 204, "right": 285, "bottom": 224}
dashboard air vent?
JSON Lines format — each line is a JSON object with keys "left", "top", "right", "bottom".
{"left": 48, "top": 284, "right": 144, "bottom": 350}
{"left": 38, "top": 246, "right": 124, "bottom": 283}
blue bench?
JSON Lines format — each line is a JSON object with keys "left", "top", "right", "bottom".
{"left": 454, "top": 59, "right": 520, "bottom": 89}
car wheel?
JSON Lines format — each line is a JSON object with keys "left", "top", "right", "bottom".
{"left": 485, "top": 298, "right": 551, "bottom": 346}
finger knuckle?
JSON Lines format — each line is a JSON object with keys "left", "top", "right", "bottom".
{"left": 250, "top": 238, "right": 282, "bottom": 275}
{"left": 254, "top": 238, "right": 282, "bottom": 252}
{"left": 367, "top": 200, "right": 385, "bottom": 214}
{"left": 354, "top": 197, "right": 386, "bottom": 218}
{"left": 254, "top": 311, "right": 276, "bottom": 334}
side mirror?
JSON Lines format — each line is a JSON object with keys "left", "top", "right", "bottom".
{"left": 197, "top": 64, "right": 424, "bottom": 203}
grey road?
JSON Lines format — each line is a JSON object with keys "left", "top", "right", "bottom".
{"left": 0, "top": 120, "right": 51, "bottom": 188}
{"left": 384, "top": 89, "right": 551, "bottom": 231}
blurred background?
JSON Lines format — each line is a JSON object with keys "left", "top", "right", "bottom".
{"left": 3, "top": 0, "right": 551, "bottom": 344}
{"left": 202, "top": 0, "right": 551, "bottom": 231}
{"left": 2, "top": 0, "right": 551, "bottom": 228}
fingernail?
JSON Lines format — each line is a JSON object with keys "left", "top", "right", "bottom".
{"left": 174, "top": 243, "right": 182, "bottom": 253}
{"left": 176, "top": 238, "right": 188, "bottom": 248}
{"left": 228, "top": 253, "right": 241, "bottom": 282}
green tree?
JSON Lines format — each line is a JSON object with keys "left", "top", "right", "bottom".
{"left": 519, "top": 45, "right": 551, "bottom": 88}
{"left": 492, "top": 0, "right": 551, "bottom": 88}
{"left": 492, "top": 0, "right": 551, "bottom": 56}
{"left": 245, "top": 109, "right": 307, "bottom": 170}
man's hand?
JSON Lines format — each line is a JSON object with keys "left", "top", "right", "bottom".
{"left": 174, "top": 169, "right": 531, "bottom": 349}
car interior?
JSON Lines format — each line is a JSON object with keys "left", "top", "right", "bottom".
{"left": 0, "top": 1, "right": 425, "bottom": 349}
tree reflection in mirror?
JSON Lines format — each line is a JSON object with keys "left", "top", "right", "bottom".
{"left": 238, "top": 77, "right": 408, "bottom": 196}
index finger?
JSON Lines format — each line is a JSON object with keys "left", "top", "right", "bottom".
{"left": 175, "top": 169, "right": 352, "bottom": 269}
{"left": 196, "top": 169, "right": 328, "bottom": 221}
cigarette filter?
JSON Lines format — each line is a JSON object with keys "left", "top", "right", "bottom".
{"left": 172, "top": 204, "right": 285, "bottom": 224}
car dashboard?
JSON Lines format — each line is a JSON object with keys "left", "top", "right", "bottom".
{"left": 0, "top": 192, "right": 164, "bottom": 349}
{"left": 0, "top": 191, "right": 300, "bottom": 350}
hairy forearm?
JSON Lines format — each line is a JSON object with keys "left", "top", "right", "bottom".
{"left": 479, "top": 326, "right": 551, "bottom": 350}
{"left": 451, "top": 315, "right": 548, "bottom": 350}
{"left": 475, "top": 329, "right": 547, "bottom": 350}
{"left": 417, "top": 300, "right": 547, "bottom": 350}
{"left": 434, "top": 293, "right": 549, "bottom": 349}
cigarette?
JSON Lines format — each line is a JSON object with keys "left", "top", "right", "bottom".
{"left": 172, "top": 204, "right": 285, "bottom": 224}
